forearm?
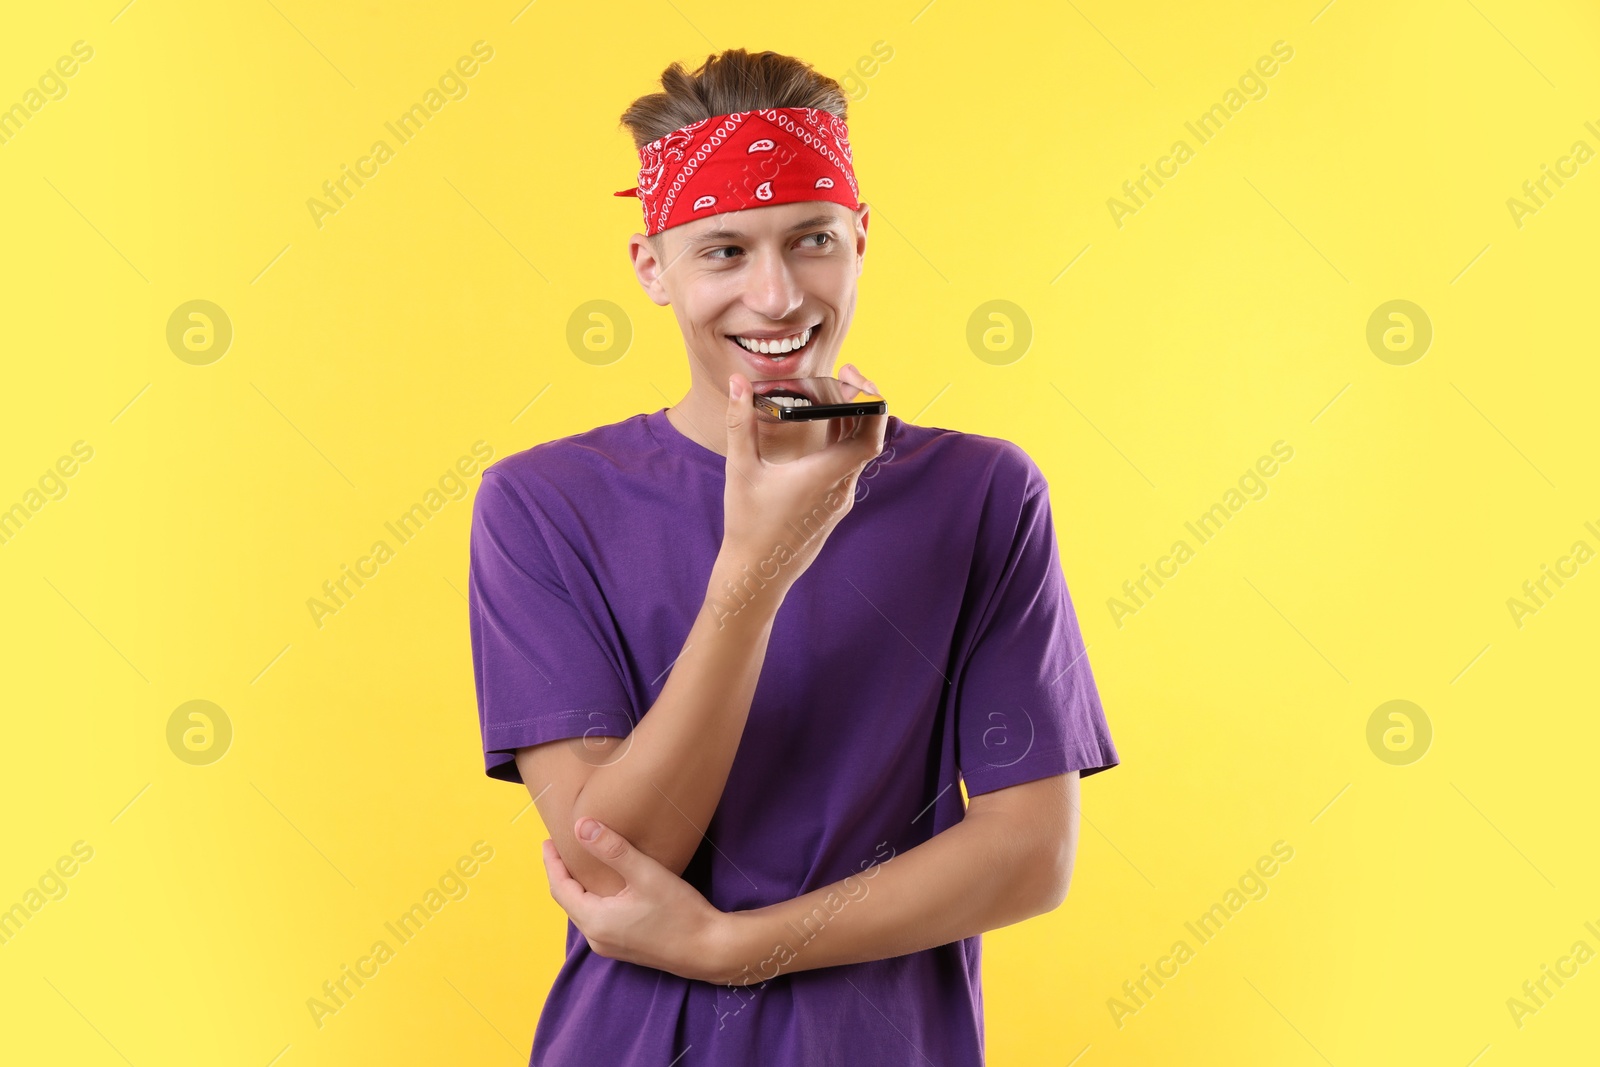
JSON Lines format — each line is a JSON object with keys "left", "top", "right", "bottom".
{"left": 712, "top": 806, "right": 1065, "bottom": 984}
{"left": 571, "top": 548, "right": 786, "bottom": 877}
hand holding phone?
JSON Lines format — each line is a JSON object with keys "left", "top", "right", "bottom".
{"left": 719, "top": 371, "right": 888, "bottom": 601}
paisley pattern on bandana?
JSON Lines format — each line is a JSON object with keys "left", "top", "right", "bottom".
{"left": 615, "top": 107, "right": 860, "bottom": 235}
{"left": 636, "top": 117, "right": 708, "bottom": 199}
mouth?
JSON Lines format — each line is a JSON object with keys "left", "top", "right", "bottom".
{"left": 725, "top": 322, "right": 821, "bottom": 368}
{"left": 753, "top": 385, "right": 812, "bottom": 400}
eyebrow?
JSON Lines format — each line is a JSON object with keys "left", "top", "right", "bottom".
{"left": 685, "top": 214, "right": 841, "bottom": 246}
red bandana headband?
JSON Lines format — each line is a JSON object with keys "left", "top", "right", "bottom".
{"left": 614, "top": 106, "right": 860, "bottom": 236}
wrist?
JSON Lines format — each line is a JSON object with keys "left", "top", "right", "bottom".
{"left": 706, "top": 548, "right": 788, "bottom": 624}
{"left": 704, "top": 908, "right": 763, "bottom": 986}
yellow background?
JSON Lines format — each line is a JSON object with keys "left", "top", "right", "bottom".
{"left": 2, "top": 0, "right": 1597, "bottom": 1063}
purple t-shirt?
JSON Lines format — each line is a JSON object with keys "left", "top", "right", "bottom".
{"left": 468, "top": 406, "right": 1119, "bottom": 1066}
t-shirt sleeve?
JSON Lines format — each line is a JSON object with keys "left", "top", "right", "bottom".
{"left": 954, "top": 449, "right": 1119, "bottom": 796}
{"left": 468, "top": 467, "right": 636, "bottom": 784}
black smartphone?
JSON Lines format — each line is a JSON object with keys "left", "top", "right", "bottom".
{"left": 750, "top": 376, "right": 887, "bottom": 421}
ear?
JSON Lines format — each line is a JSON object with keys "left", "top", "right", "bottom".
{"left": 628, "top": 233, "right": 673, "bottom": 307}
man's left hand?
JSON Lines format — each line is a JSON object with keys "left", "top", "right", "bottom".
{"left": 541, "top": 818, "right": 736, "bottom": 984}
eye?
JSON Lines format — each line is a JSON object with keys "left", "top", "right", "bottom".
{"left": 706, "top": 246, "right": 742, "bottom": 261}
{"left": 802, "top": 232, "right": 835, "bottom": 248}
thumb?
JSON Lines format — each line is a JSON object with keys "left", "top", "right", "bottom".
{"left": 725, "top": 373, "right": 759, "bottom": 470}
{"left": 574, "top": 817, "right": 650, "bottom": 881}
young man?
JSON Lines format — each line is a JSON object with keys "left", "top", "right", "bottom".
{"left": 468, "top": 49, "right": 1119, "bottom": 1066}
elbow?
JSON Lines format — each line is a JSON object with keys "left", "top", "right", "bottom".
{"left": 1031, "top": 838, "right": 1075, "bottom": 914}
{"left": 567, "top": 787, "right": 693, "bottom": 879}
{"left": 559, "top": 789, "right": 625, "bottom": 896}
{"left": 567, "top": 785, "right": 624, "bottom": 853}
{"left": 1040, "top": 865, "right": 1072, "bottom": 912}
{"left": 568, "top": 782, "right": 596, "bottom": 830}
{"left": 998, "top": 848, "right": 1069, "bottom": 922}
{"left": 1024, "top": 858, "right": 1069, "bottom": 915}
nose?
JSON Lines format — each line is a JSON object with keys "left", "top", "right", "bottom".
{"left": 743, "top": 247, "right": 804, "bottom": 322}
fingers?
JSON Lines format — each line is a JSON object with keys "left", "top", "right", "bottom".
{"left": 839, "top": 405, "right": 887, "bottom": 456}
{"left": 832, "top": 365, "right": 885, "bottom": 456}
{"left": 725, "top": 373, "right": 759, "bottom": 470}
{"left": 542, "top": 839, "right": 591, "bottom": 917}
{"left": 862, "top": 411, "right": 888, "bottom": 454}
{"left": 837, "top": 363, "right": 880, "bottom": 396}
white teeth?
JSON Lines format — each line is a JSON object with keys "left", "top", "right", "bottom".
{"left": 734, "top": 327, "right": 812, "bottom": 355}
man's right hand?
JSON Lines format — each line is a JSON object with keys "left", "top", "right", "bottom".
{"left": 719, "top": 371, "right": 887, "bottom": 599}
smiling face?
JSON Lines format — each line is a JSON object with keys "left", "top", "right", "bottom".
{"left": 629, "top": 199, "right": 870, "bottom": 405}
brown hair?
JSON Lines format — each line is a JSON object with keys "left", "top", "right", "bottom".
{"left": 619, "top": 49, "right": 849, "bottom": 150}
